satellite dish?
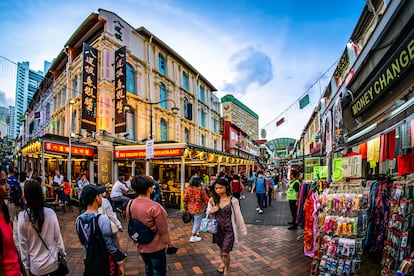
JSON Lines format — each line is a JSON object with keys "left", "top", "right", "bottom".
{"left": 260, "top": 128, "right": 266, "bottom": 139}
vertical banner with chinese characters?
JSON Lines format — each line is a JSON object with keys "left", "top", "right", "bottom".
{"left": 81, "top": 43, "right": 98, "bottom": 132}
{"left": 114, "top": 46, "right": 126, "bottom": 133}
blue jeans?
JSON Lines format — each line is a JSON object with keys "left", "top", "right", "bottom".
{"left": 140, "top": 249, "right": 167, "bottom": 276}
{"left": 256, "top": 193, "right": 266, "bottom": 210}
{"left": 192, "top": 212, "right": 204, "bottom": 234}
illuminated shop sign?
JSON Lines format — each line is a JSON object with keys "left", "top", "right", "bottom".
{"left": 114, "top": 46, "right": 126, "bottom": 133}
{"left": 44, "top": 142, "right": 95, "bottom": 157}
{"left": 81, "top": 43, "right": 98, "bottom": 131}
{"left": 114, "top": 148, "right": 183, "bottom": 159}
{"left": 351, "top": 31, "right": 414, "bottom": 117}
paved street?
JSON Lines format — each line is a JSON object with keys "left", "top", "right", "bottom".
{"left": 16, "top": 192, "right": 312, "bottom": 275}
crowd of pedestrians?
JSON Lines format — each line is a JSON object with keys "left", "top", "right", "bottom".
{"left": 0, "top": 165, "right": 299, "bottom": 275}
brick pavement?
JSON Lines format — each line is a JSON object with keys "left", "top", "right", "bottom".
{"left": 15, "top": 192, "right": 312, "bottom": 275}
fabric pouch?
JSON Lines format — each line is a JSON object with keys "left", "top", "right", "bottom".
{"left": 200, "top": 214, "right": 218, "bottom": 234}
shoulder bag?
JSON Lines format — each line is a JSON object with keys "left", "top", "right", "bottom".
{"left": 127, "top": 200, "right": 157, "bottom": 244}
{"left": 200, "top": 213, "right": 218, "bottom": 234}
{"left": 28, "top": 213, "right": 69, "bottom": 275}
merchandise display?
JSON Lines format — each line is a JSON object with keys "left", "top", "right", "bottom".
{"left": 309, "top": 181, "right": 369, "bottom": 276}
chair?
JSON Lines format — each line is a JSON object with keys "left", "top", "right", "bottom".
{"left": 110, "top": 198, "right": 126, "bottom": 220}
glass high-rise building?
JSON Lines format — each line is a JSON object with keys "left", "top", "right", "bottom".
{"left": 13, "top": 61, "right": 44, "bottom": 139}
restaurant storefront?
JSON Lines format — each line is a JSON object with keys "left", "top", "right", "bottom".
{"left": 114, "top": 142, "right": 254, "bottom": 208}
{"left": 21, "top": 134, "right": 97, "bottom": 185}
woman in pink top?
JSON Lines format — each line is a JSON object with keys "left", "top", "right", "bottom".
{"left": 0, "top": 170, "right": 22, "bottom": 276}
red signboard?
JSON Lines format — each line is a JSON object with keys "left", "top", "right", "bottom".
{"left": 114, "top": 148, "right": 183, "bottom": 159}
{"left": 44, "top": 142, "right": 95, "bottom": 157}
{"left": 276, "top": 117, "right": 285, "bottom": 127}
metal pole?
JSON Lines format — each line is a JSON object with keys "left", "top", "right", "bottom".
{"left": 68, "top": 102, "right": 72, "bottom": 184}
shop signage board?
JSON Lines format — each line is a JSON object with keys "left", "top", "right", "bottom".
{"left": 114, "top": 46, "right": 127, "bottom": 133}
{"left": 44, "top": 142, "right": 95, "bottom": 157}
{"left": 351, "top": 29, "right": 414, "bottom": 117}
{"left": 114, "top": 147, "right": 183, "bottom": 159}
{"left": 146, "top": 140, "right": 154, "bottom": 159}
{"left": 81, "top": 43, "right": 98, "bottom": 132}
{"left": 332, "top": 155, "right": 362, "bottom": 181}
{"left": 313, "top": 166, "right": 328, "bottom": 179}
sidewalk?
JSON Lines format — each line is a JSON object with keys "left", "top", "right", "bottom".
{"left": 62, "top": 191, "right": 310, "bottom": 275}
{"left": 15, "top": 192, "right": 311, "bottom": 275}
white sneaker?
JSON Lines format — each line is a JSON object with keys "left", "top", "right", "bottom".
{"left": 259, "top": 209, "right": 264, "bottom": 214}
{"left": 241, "top": 195, "right": 245, "bottom": 199}
{"left": 190, "top": 236, "right": 202, "bottom": 243}
{"left": 256, "top": 207, "right": 261, "bottom": 211}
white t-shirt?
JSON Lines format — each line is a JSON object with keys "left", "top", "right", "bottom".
{"left": 110, "top": 181, "right": 128, "bottom": 198}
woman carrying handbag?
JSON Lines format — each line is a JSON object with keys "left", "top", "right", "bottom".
{"left": 183, "top": 176, "right": 209, "bottom": 242}
{"left": 18, "top": 179, "right": 67, "bottom": 276}
{"left": 207, "top": 178, "right": 247, "bottom": 275}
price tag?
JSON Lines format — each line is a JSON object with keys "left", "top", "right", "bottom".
{"left": 342, "top": 155, "right": 362, "bottom": 178}
{"left": 314, "top": 166, "right": 328, "bottom": 179}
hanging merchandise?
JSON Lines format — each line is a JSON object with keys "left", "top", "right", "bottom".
{"left": 381, "top": 178, "right": 414, "bottom": 276}
{"left": 309, "top": 180, "right": 369, "bottom": 275}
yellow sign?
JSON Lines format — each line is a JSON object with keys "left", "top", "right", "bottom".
{"left": 332, "top": 158, "right": 343, "bottom": 181}
{"left": 314, "top": 166, "right": 328, "bottom": 179}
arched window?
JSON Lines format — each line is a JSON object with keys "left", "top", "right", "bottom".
{"left": 214, "top": 140, "right": 217, "bottom": 150}
{"left": 72, "top": 111, "right": 76, "bottom": 135}
{"left": 159, "top": 83, "right": 167, "bottom": 109}
{"left": 200, "top": 110, "right": 206, "bottom": 127}
{"left": 63, "top": 87, "right": 67, "bottom": 105}
{"left": 126, "top": 63, "right": 136, "bottom": 94}
{"left": 56, "top": 120, "right": 60, "bottom": 136}
{"left": 61, "top": 117, "right": 65, "bottom": 136}
{"left": 201, "top": 135, "right": 206, "bottom": 147}
{"left": 126, "top": 108, "right": 136, "bottom": 141}
{"left": 184, "top": 128, "right": 190, "bottom": 143}
{"left": 184, "top": 98, "right": 192, "bottom": 120}
{"left": 182, "top": 71, "right": 189, "bottom": 90}
{"left": 160, "top": 118, "right": 168, "bottom": 141}
{"left": 73, "top": 75, "right": 78, "bottom": 97}
{"left": 158, "top": 53, "right": 166, "bottom": 75}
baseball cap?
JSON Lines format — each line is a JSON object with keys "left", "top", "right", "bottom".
{"left": 80, "top": 185, "right": 106, "bottom": 206}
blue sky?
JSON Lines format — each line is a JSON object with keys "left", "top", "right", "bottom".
{"left": 0, "top": 0, "right": 366, "bottom": 140}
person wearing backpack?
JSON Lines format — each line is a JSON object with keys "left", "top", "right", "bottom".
{"left": 127, "top": 175, "right": 173, "bottom": 276}
{"left": 76, "top": 185, "right": 127, "bottom": 276}
{"left": 251, "top": 171, "right": 268, "bottom": 214}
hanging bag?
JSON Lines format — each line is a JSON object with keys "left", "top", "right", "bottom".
{"left": 28, "top": 212, "right": 69, "bottom": 275}
{"left": 200, "top": 213, "right": 218, "bottom": 234}
{"left": 127, "top": 200, "right": 157, "bottom": 244}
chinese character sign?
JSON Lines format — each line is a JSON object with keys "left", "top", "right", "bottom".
{"left": 81, "top": 43, "right": 98, "bottom": 131}
{"left": 114, "top": 46, "right": 126, "bottom": 133}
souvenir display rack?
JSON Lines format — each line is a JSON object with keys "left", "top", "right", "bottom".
{"left": 310, "top": 180, "right": 371, "bottom": 276}
{"left": 381, "top": 178, "right": 414, "bottom": 276}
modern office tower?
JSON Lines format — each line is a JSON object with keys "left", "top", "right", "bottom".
{"left": 8, "top": 106, "right": 15, "bottom": 138}
{"left": 13, "top": 61, "right": 44, "bottom": 139}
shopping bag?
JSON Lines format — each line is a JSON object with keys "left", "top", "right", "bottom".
{"left": 200, "top": 214, "right": 218, "bottom": 234}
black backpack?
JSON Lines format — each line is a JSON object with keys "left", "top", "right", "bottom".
{"left": 84, "top": 214, "right": 110, "bottom": 276}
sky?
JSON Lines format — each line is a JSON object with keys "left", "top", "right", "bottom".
{"left": 0, "top": 0, "right": 367, "bottom": 141}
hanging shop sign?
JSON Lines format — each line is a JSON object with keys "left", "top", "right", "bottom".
{"left": 313, "top": 166, "right": 328, "bottom": 179}
{"left": 114, "top": 147, "right": 183, "bottom": 159}
{"left": 81, "top": 43, "right": 98, "bottom": 132}
{"left": 332, "top": 155, "right": 362, "bottom": 181}
{"left": 114, "top": 46, "right": 127, "bottom": 133}
{"left": 43, "top": 142, "right": 95, "bottom": 157}
{"left": 351, "top": 30, "right": 414, "bottom": 117}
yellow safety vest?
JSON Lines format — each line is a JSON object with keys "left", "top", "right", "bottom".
{"left": 286, "top": 179, "right": 300, "bottom": 201}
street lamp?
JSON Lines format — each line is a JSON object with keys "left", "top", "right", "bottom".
{"left": 146, "top": 99, "right": 179, "bottom": 175}
{"left": 68, "top": 99, "right": 75, "bottom": 184}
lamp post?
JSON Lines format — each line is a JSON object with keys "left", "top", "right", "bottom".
{"left": 146, "top": 99, "right": 179, "bottom": 175}
{"left": 68, "top": 99, "right": 75, "bottom": 184}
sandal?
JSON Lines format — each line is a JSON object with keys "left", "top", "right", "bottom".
{"left": 217, "top": 266, "right": 225, "bottom": 273}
